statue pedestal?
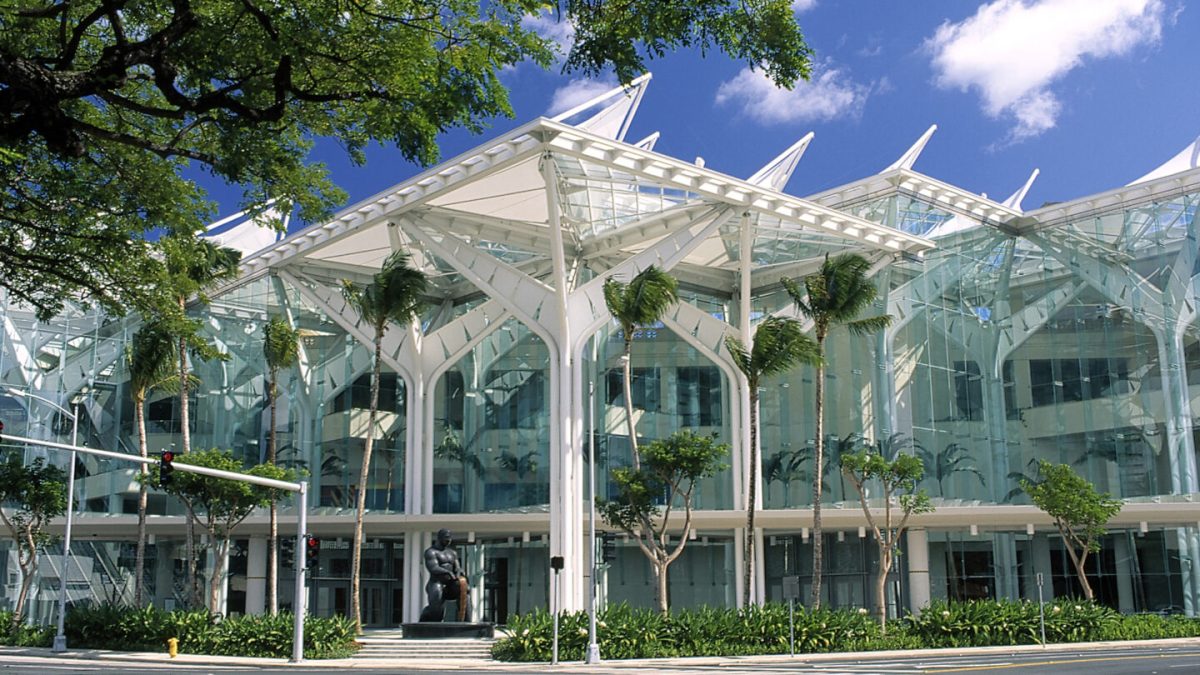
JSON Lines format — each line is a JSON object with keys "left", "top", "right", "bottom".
{"left": 401, "top": 622, "right": 494, "bottom": 639}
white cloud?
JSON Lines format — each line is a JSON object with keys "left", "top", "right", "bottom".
{"left": 522, "top": 12, "right": 575, "bottom": 60}
{"left": 926, "top": 0, "right": 1165, "bottom": 140}
{"left": 792, "top": 0, "right": 818, "bottom": 12}
{"left": 547, "top": 78, "right": 618, "bottom": 116}
{"left": 714, "top": 61, "right": 873, "bottom": 125}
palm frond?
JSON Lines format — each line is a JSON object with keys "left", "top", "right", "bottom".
{"left": 845, "top": 314, "right": 893, "bottom": 337}
{"left": 127, "top": 321, "right": 177, "bottom": 398}
{"left": 264, "top": 315, "right": 301, "bottom": 371}
{"left": 751, "top": 316, "right": 821, "bottom": 379}
{"left": 605, "top": 266, "right": 679, "bottom": 330}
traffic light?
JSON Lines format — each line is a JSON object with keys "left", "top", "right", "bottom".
{"left": 600, "top": 532, "right": 617, "bottom": 564}
{"left": 159, "top": 451, "right": 175, "bottom": 486}
{"left": 305, "top": 534, "right": 320, "bottom": 570}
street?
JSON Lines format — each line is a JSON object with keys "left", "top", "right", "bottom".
{"left": 3, "top": 644, "right": 1200, "bottom": 675}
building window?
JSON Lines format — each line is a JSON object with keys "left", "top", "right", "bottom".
{"left": 330, "top": 373, "right": 403, "bottom": 413}
{"left": 1030, "top": 358, "right": 1128, "bottom": 407}
{"left": 953, "top": 360, "right": 1016, "bottom": 420}
{"left": 605, "top": 367, "right": 661, "bottom": 412}
{"left": 677, "top": 366, "right": 722, "bottom": 427}
{"left": 485, "top": 370, "right": 545, "bottom": 429}
{"left": 442, "top": 370, "right": 464, "bottom": 430}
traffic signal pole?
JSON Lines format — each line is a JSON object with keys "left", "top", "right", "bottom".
{"left": 292, "top": 481, "right": 308, "bottom": 664}
{"left": 0, "top": 432, "right": 311, "bottom": 663}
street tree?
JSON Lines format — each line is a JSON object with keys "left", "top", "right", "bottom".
{"left": 341, "top": 251, "right": 426, "bottom": 633}
{"left": 1023, "top": 461, "right": 1121, "bottom": 601}
{"left": 598, "top": 430, "right": 729, "bottom": 615}
{"left": 841, "top": 450, "right": 933, "bottom": 633}
{"left": 725, "top": 316, "right": 820, "bottom": 607}
{"left": 125, "top": 320, "right": 180, "bottom": 607}
{"left": 263, "top": 314, "right": 300, "bottom": 615}
{"left": 0, "top": 1, "right": 811, "bottom": 320}
{"left": 158, "top": 233, "right": 240, "bottom": 607}
{"left": 146, "top": 448, "right": 294, "bottom": 613}
{"left": 0, "top": 454, "right": 67, "bottom": 629}
{"left": 782, "top": 253, "right": 891, "bottom": 608}
{"left": 603, "top": 266, "right": 679, "bottom": 468}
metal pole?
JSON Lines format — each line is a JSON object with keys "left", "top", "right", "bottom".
{"left": 586, "top": 378, "right": 601, "bottom": 664}
{"left": 789, "top": 598, "right": 795, "bottom": 657}
{"left": 52, "top": 406, "right": 78, "bottom": 653}
{"left": 1036, "top": 571, "right": 1046, "bottom": 647}
{"left": 551, "top": 568, "right": 560, "bottom": 665}
{"left": 291, "top": 481, "right": 309, "bottom": 663}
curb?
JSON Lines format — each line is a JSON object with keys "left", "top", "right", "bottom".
{"left": 3, "top": 637, "right": 1200, "bottom": 670}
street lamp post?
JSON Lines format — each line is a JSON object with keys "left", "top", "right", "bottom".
{"left": 4, "top": 388, "right": 79, "bottom": 653}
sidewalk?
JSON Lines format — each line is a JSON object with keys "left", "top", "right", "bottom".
{"left": 2, "top": 636, "right": 1199, "bottom": 671}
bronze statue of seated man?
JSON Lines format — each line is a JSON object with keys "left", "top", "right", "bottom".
{"left": 419, "top": 528, "right": 470, "bottom": 622}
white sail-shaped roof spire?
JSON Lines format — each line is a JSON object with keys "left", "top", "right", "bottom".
{"left": 1003, "top": 168, "right": 1040, "bottom": 211}
{"left": 1128, "top": 135, "right": 1200, "bottom": 186}
{"left": 747, "top": 132, "right": 814, "bottom": 192}
{"left": 882, "top": 124, "right": 937, "bottom": 173}
{"left": 203, "top": 203, "right": 287, "bottom": 256}
{"left": 550, "top": 73, "right": 652, "bottom": 142}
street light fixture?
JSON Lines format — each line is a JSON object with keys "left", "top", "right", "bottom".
{"left": 2, "top": 387, "right": 79, "bottom": 653}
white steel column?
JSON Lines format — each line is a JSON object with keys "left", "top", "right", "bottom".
{"left": 906, "top": 528, "right": 930, "bottom": 613}
{"left": 542, "top": 151, "right": 584, "bottom": 612}
{"left": 737, "top": 211, "right": 762, "bottom": 605}
{"left": 245, "top": 537, "right": 268, "bottom": 615}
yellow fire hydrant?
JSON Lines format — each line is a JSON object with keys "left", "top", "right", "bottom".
{"left": 167, "top": 637, "right": 179, "bottom": 658}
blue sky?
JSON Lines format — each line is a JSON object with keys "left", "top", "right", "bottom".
{"left": 203, "top": 0, "right": 1200, "bottom": 227}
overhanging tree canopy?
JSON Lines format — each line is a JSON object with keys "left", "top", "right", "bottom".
{"left": 0, "top": 0, "right": 812, "bottom": 319}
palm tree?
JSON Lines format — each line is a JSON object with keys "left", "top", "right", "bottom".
{"left": 341, "top": 251, "right": 426, "bottom": 633}
{"left": 433, "top": 427, "right": 485, "bottom": 511}
{"left": 159, "top": 234, "right": 241, "bottom": 608}
{"left": 603, "top": 266, "right": 678, "bottom": 469}
{"left": 783, "top": 253, "right": 892, "bottom": 609}
{"left": 725, "top": 316, "right": 820, "bottom": 607}
{"left": 918, "top": 442, "right": 985, "bottom": 497}
{"left": 916, "top": 442, "right": 984, "bottom": 600}
{"left": 126, "top": 320, "right": 178, "bottom": 607}
{"left": 764, "top": 448, "right": 826, "bottom": 507}
{"left": 160, "top": 235, "right": 242, "bottom": 456}
{"left": 263, "top": 315, "right": 300, "bottom": 615}
{"left": 870, "top": 432, "right": 923, "bottom": 462}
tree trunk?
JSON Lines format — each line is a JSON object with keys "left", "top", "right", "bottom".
{"left": 743, "top": 384, "right": 758, "bottom": 607}
{"left": 623, "top": 334, "right": 639, "bottom": 469}
{"left": 178, "top": 323, "right": 199, "bottom": 607}
{"left": 267, "top": 367, "right": 278, "bottom": 615}
{"left": 13, "top": 547, "right": 34, "bottom": 629}
{"left": 654, "top": 560, "right": 669, "bottom": 616}
{"left": 1073, "top": 550, "right": 1093, "bottom": 601}
{"left": 209, "top": 536, "right": 227, "bottom": 614}
{"left": 134, "top": 394, "right": 148, "bottom": 607}
{"left": 875, "top": 551, "right": 890, "bottom": 634}
{"left": 810, "top": 336, "right": 826, "bottom": 609}
{"left": 350, "top": 333, "right": 384, "bottom": 634}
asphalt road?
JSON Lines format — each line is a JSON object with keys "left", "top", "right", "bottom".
{"left": 3, "top": 644, "right": 1200, "bottom": 674}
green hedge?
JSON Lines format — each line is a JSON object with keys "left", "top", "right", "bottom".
{"left": 0, "top": 612, "right": 54, "bottom": 647}
{"left": 63, "top": 603, "right": 358, "bottom": 659}
{"left": 493, "top": 600, "right": 1200, "bottom": 661}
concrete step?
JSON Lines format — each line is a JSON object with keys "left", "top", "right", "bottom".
{"left": 355, "top": 636, "right": 495, "bottom": 661}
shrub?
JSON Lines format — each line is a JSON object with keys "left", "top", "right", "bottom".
{"left": 64, "top": 603, "right": 357, "bottom": 659}
{"left": 493, "top": 599, "right": 1200, "bottom": 661}
{"left": 0, "top": 611, "right": 54, "bottom": 647}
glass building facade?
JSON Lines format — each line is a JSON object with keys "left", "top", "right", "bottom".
{"left": 3, "top": 80, "right": 1200, "bottom": 625}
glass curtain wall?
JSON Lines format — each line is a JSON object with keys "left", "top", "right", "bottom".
{"left": 432, "top": 316, "right": 551, "bottom": 513}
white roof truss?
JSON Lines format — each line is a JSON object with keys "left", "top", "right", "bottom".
{"left": 541, "top": 120, "right": 931, "bottom": 253}
{"left": 1018, "top": 166, "right": 1200, "bottom": 235}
